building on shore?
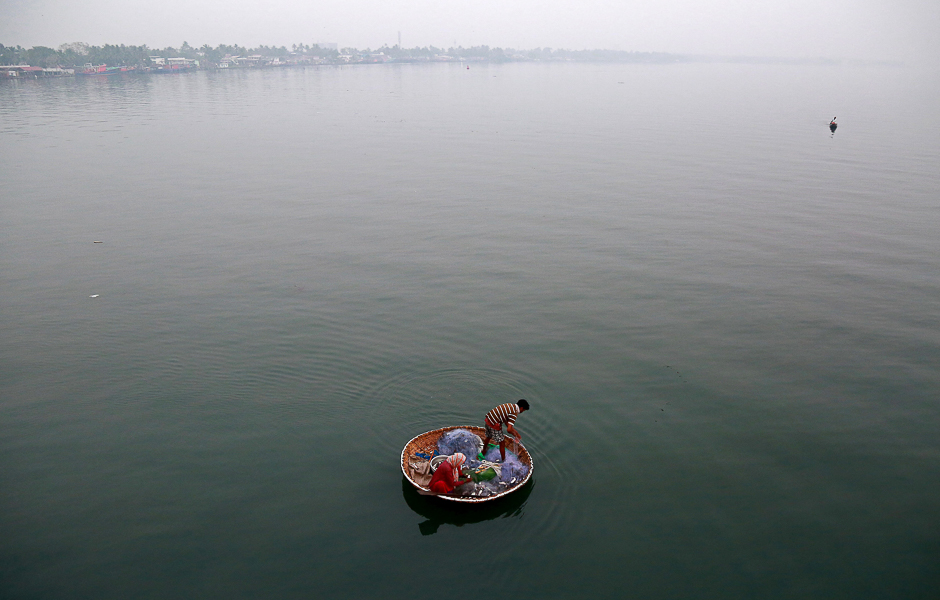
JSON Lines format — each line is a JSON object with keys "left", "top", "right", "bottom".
{"left": 149, "top": 57, "right": 198, "bottom": 67}
{"left": 1, "top": 65, "right": 75, "bottom": 77}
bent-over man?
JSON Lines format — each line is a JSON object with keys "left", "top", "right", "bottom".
{"left": 481, "top": 399, "right": 530, "bottom": 462}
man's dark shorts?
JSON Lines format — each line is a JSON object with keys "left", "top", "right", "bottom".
{"left": 485, "top": 423, "right": 505, "bottom": 443}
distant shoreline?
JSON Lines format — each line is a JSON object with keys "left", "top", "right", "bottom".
{"left": 1, "top": 42, "right": 902, "bottom": 77}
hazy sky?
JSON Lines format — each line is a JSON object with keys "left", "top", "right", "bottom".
{"left": 2, "top": 0, "right": 937, "bottom": 62}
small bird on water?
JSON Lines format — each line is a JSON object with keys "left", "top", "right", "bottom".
{"left": 830, "top": 117, "right": 838, "bottom": 132}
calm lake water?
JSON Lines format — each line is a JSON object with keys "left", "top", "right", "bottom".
{"left": 1, "top": 61, "right": 939, "bottom": 599}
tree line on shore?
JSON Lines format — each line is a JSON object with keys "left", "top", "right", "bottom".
{"left": 0, "top": 42, "right": 314, "bottom": 67}
{"left": 1, "top": 41, "right": 680, "bottom": 68}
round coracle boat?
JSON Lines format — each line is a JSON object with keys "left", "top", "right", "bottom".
{"left": 401, "top": 425, "right": 534, "bottom": 503}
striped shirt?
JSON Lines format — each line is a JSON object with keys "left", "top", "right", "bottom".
{"left": 484, "top": 403, "right": 522, "bottom": 429}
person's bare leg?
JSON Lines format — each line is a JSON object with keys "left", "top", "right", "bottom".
{"left": 499, "top": 439, "right": 507, "bottom": 462}
{"left": 480, "top": 436, "right": 491, "bottom": 459}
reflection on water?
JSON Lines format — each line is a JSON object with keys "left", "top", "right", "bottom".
{"left": 401, "top": 476, "right": 534, "bottom": 536}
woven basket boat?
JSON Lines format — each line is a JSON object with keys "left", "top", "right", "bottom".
{"left": 401, "top": 425, "right": 534, "bottom": 504}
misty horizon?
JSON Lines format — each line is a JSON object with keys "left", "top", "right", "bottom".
{"left": 0, "top": 39, "right": 909, "bottom": 67}
{"left": 2, "top": 0, "right": 938, "bottom": 66}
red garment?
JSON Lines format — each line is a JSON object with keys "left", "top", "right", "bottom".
{"left": 428, "top": 461, "right": 460, "bottom": 494}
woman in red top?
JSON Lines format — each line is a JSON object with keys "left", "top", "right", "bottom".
{"left": 428, "top": 453, "right": 473, "bottom": 494}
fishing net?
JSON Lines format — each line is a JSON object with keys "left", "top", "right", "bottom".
{"left": 456, "top": 449, "right": 530, "bottom": 498}
{"left": 435, "top": 429, "right": 482, "bottom": 458}
{"left": 482, "top": 447, "right": 530, "bottom": 484}
{"left": 434, "top": 429, "right": 530, "bottom": 498}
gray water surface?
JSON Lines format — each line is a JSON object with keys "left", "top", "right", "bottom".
{"left": 1, "top": 62, "right": 939, "bottom": 599}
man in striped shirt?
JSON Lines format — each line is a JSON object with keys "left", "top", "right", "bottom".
{"left": 481, "top": 399, "right": 530, "bottom": 462}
